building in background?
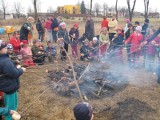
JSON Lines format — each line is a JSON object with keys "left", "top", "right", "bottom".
{"left": 57, "top": 5, "right": 80, "bottom": 14}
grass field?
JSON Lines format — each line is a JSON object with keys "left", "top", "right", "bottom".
{"left": 0, "top": 18, "right": 160, "bottom": 120}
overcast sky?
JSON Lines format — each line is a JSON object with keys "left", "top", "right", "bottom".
{"left": 1, "top": 0, "right": 160, "bottom": 14}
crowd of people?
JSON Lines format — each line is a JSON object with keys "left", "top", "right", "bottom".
{"left": 1, "top": 14, "right": 160, "bottom": 119}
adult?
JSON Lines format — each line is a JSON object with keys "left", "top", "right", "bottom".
{"left": 84, "top": 15, "right": 95, "bottom": 41}
{"left": 20, "top": 17, "right": 35, "bottom": 41}
{"left": 9, "top": 31, "right": 22, "bottom": 54}
{"left": 36, "top": 17, "right": 44, "bottom": 41}
{"left": 51, "top": 17, "right": 59, "bottom": 43}
{"left": 108, "top": 15, "right": 118, "bottom": 41}
{"left": 73, "top": 102, "right": 94, "bottom": 120}
{"left": 44, "top": 17, "right": 52, "bottom": 41}
{"left": 101, "top": 16, "right": 109, "bottom": 29}
{"left": 141, "top": 18, "right": 149, "bottom": 36}
{"left": 58, "top": 22, "right": 69, "bottom": 60}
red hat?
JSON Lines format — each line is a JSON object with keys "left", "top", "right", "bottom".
{"left": 21, "top": 40, "right": 29, "bottom": 44}
{"left": 73, "top": 22, "right": 78, "bottom": 28}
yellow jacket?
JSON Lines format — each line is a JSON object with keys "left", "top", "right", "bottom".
{"left": 99, "top": 33, "right": 110, "bottom": 45}
{"left": 108, "top": 19, "right": 118, "bottom": 33}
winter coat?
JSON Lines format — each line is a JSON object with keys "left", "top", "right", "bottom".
{"left": 36, "top": 21, "right": 43, "bottom": 32}
{"left": 51, "top": 18, "right": 59, "bottom": 30}
{"left": 125, "top": 28, "right": 134, "bottom": 40}
{"left": 80, "top": 45, "right": 91, "bottom": 55}
{"left": 101, "top": 19, "right": 109, "bottom": 28}
{"left": 58, "top": 27, "right": 69, "bottom": 44}
{"left": 0, "top": 54, "right": 23, "bottom": 94}
{"left": 141, "top": 23, "right": 149, "bottom": 36}
{"left": 9, "top": 36, "right": 21, "bottom": 53}
{"left": 44, "top": 20, "right": 52, "bottom": 30}
{"left": 113, "top": 34, "right": 124, "bottom": 49}
{"left": 20, "top": 22, "right": 31, "bottom": 41}
{"left": 45, "top": 46, "right": 56, "bottom": 56}
{"left": 144, "top": 35, "right": 157, "bottom": 55}
{"left": 85, "top": 19, "right": 95, "bottom": 41}
{"left": 126, "top": 32, "right": 143, "bottom": 52}
{"left": 108, "top": 19, "right": 118, "bottom": 34}
{"left": 69, "top": 28, "right": 79, "bottom": 46}
{"left": 0, "top": 108, "right": 10, "bottom": 116}
{"left": 99, "top": 33, "right": 110, "bottom": 45}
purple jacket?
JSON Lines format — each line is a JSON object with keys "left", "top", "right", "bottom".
{"left": 145, "top": 35, "right": 158, "bottom": 55}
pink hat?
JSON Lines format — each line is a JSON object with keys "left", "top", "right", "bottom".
{"left": 125, "top": 19, "right": 130, "bottom": 23}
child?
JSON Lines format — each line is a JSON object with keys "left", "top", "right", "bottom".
{"left": 69, "top": 23, "right": 79, "bottom": 59}
{"left": 142, "top": 28, "right": 157, "bottom": 71}
{"left": 57, "top": 38, "right": 66, "bottom": 61}
{"left": 111, "top": 27, "right": 124, "bottom": 63}
{"left": 80, "top": 39, "right": 91, "bottom": 61}
{"left": 31, "top": 40, "right": 46, "bottom": 64}
{"left": 7, "top": 44, "right": 20, "bottom": 65}
{"left": 125, "top": 26, "right": 143, "bottom": 68}
{"left": 99, "top": 27, "right": 110, "bottom": 56}
{"left": 45, "top": 41, "right": 56, "bottom": 62}
{"left": 0, "top": 40, "right": 25, "bottom": 120}
{"left": 20, "top": 40, "right": 35, "bottom": 67}
{"left": 73, "top": 102, "right": 94, "bottom": 120}
{"left": 90, "top": 37, "right": 99, "bottom": 60}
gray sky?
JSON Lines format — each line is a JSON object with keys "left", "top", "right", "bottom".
{"left": 1, "top": 0, "right": 160, "bottom": 14}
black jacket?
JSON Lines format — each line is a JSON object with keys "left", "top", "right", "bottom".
{"left": 0, "top": 54, "right": 23, "bottom": 94}
{"left": 20, "top": 22, "right": 31, "bottom": 41}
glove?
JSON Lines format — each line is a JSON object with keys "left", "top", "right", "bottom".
{"left": 27, "top": 26, "right": 31, "bottom": 30}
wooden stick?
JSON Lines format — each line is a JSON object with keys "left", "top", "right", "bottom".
{"left": 63, "top": 48, "right": 84, "bottom": 102}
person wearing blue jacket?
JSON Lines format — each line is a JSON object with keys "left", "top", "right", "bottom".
{"left": 0, "top": 40, "right": 25, "bottom": 120}
{"left": 45, "top": 41, "right": 56, "bottom": 62}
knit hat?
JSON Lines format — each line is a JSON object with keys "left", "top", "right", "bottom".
{"left": 7, "top": 44, "right": 13, "bottom": 50}
{"left": 84, "top": 39, "right": 89, "bottom": 43}
{"left": 136, "top": 26, "right": 142, "bottom": 32}
{"left": 0, "top": 40, "right": 7, "bottom": 50}
{"left": 93, "top": 37, "right": 98, "bottom": 41}
{"left": 73, "top": 102, "right": 93, "bottom": 120}
{"left": 145, "top": 18, "right": 149, "bottom": 23}
{"left": 74, "top": 22, "right": 79, "bottom": 28}
{"left": 21, "top": 40, "right": 29, "bottom": 44}
{"left": 59, "top": 22, "right": 66, "bottom": 27}
{"left": 125, "top": 19, "right": 130, "bottom": 23}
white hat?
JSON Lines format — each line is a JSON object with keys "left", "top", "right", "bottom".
{"left": 59, "top": 22, "right": 66, "bottom": 27}
{"left": 93, "top": 37, "right": 98, "bottom": 41}
{"left": 7, "top": 44, "right": 13, "bottom": 50}
{"left": 136, "top": 26, "right": 142, "bottom": 32}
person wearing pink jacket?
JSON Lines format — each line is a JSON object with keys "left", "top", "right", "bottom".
{"left": 125, "top": 26, "right": 143, "bottom": 68}
{"left": 44, "top": 17, "right": 52, "bottom": 41}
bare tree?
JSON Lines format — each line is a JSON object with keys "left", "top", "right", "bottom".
{"left": 144, "top": 0, "right": 149, "bottom": 19}
{"left": 0, "top": 0, "right": 7, "bottom": 19}
{"left": 90, "top": 0, "right": 93, "bottom": 14}
{"left": 115, "top": 0, "right": 118, "bottom": 20}
{"left": 103, "top": 3, "right": 108, "bottom": 16}
{"left": 33, "top": 0, "right": 38, "bottom": 20}
{"left": 47, "top": 6, "right": 54, "bottom": 13}
{"left": 119, "top": 7, "right": 128, "bottom": 17}
{"left": 126, "top": 0, "right": 137, "bottom": 21}
{"left": 94, "top": 3, "right": 101, "bottom": 16}
{"left": 14, "top": 2, "right": 23, "bottom": 18}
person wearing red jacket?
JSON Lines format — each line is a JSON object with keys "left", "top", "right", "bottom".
{"left": 45, "top": 17, "right": 52, "bottom": 41}
{"left": 125, "top": 26, "right": 143, "bottom": 68}
{"left": 101, "top": 16, "right": 108, "bottom": 29}
{"left": 9, "top": 31, "right": 22, "bottom": 54}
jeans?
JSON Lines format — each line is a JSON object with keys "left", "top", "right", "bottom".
{"left": 145, "top": 54, "right": 155, "bottom": 71}
{"left": 52, "top": 31, "right": 58, "bottom": 43}
{"left": 47, "top": 30, "right": 52, "bottom": 41}
{"left": 38, "top": 32, "right": 44, "bottom": 41}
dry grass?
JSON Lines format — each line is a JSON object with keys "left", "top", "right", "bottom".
{"left": 1, "top": 18, "right": 160, "bottom": 120}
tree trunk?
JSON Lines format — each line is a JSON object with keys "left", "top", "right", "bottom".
{"left": 144, "top": 0, "right": 149, "bottom": 19}
{"left": 90, "top": 0, "right": 93, "bottom": 15}
{"left": 3, "top": 9, "right": 5, "bottom": 19}
{"left": 127, "top": 0, "right": 137, "bottom": 21}
{"left": 115, "top": 0, "right": 118, "bottom": 21}
{"left": 33, "top": 0, "right": 37, "bottom": 21}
